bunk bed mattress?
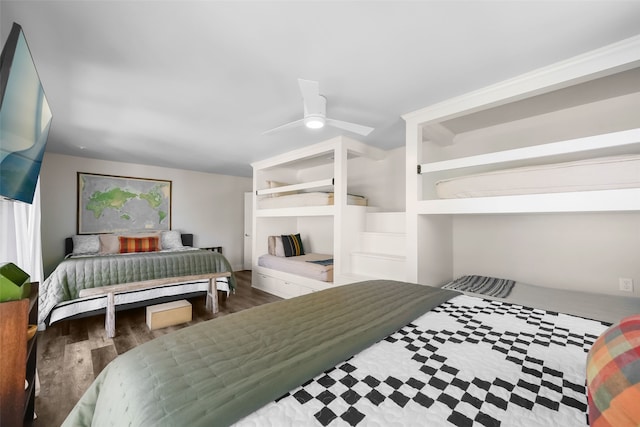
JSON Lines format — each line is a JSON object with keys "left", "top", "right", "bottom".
{"left": 62, "top": 281, "right": 611, "bottom": 427}
{"left": 258, "top": 192, "right": 367, "bottom": 208}
{"left": 436, "top": 154, "right": 640, "bottom": 198}
{"left": 258, "top": 253, "right": 334, "bottom": 282}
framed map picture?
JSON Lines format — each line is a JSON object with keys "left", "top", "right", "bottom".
{"left": 77, "top": 172, "right": 172, "bottom": 234}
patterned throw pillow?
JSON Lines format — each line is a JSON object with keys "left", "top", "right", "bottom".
{"left": 586, "top": 314, "right": 640, "bottom": 427}
{"left": 161, "top": 230, "right": 183, "bottom": 250}
{"left": 72, "top": 235, "right": 100, "bottom": 255}
{"left": 118, "top": 236, "right": 160, "bottom": 253}
{"left": 281, "top": 234, "right": 304, "bottom": 257}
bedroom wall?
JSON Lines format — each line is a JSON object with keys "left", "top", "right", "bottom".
{"left": 452, "top": 212, "right": 640, "bottom": 297}
{"left": 39, "top": 153, "right": 252, "bottom": 276}
{"left": 347, "top": 146, "right": 406, "bottom": 212}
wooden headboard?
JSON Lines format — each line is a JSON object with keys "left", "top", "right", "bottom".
{"left": 65, "top": 233, "right": 194, "bottom": 256}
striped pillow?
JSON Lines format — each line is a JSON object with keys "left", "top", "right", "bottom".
{"left": 281, "top": 234, "right": 304, "bottom": 257}
{"left": 586, "top": 314, "right": 640, "bottom": 427}
{"left": 118, "top": 236, "right": 160, "bottom": 253}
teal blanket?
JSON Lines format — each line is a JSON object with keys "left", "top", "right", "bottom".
{"left": 62, "top": 280, "right": 458, "bottom": 427}
{"left": 39, "top": 249, "right": 235, "bottom": 326}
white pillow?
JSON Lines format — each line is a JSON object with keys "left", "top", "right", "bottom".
{"left": 72, "top": 235, "right": 100, "bottom": 255}
{"left": 99, "top": 234, "right": 119, "bottom": 254}
{"left": 161, "top": 230, "right": 184, "bottom": 250}
{"left": 274, "top": 237, "right": 285, "bottom": 257}
{"left": 267, "top": 235, "right": 286, "bottom": 257}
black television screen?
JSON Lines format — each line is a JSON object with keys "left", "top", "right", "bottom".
{"left": 0, "top": 22, "right": 52, "bottom": 204}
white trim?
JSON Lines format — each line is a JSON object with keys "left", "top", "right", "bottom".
{"left": 256, "top": 178, "right": 333, "bottom": 196}
{"left": 402, "top": 35, "right": 640, "bottom": 125}
{"left": 416, "top": 188, "right": 640, "bottom": 214}
{"left": 255, "top": 205, "right": 335, "bottom": 217}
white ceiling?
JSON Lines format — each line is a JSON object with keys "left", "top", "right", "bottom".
{"left": 2, "top": 1, "right": 640, "bottom": 177}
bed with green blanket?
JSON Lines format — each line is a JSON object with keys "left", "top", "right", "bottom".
{"left": 62, "top": 280, "right": 458, "bottom": 426}
{"left": 62, "top": 278, "right": 621, "bottom": 427}
{"left": 39, "top": 248, "right": 236, "bottom": 328}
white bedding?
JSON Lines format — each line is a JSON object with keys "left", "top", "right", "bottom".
{"left": 258, "top": 253, "right": 334, "bottom": 282}
{"left": 236, "top": 294, "right": 608, "bottom": 426}
{"left": 436, "top": 154, "right": 640, "bottom": 199}
{"left": 258, "top": 192, "right": 367, "bottom": 209}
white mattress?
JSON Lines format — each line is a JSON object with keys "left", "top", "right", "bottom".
{"left": 436, "top": 154, "right": 640, "bottom": 198}
{"left": 257, "top": 253, "right": 334, "bottom": 282}
{"left": 258, "top": 192, "right": 367, "bottom": 209}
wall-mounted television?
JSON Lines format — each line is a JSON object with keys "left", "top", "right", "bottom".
{"left": 0, "top": 22, "right": 52, "bottom": 204}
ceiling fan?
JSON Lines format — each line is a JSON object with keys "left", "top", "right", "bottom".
{"left": 263, "top": 79, "right": 374, "bottom": 136}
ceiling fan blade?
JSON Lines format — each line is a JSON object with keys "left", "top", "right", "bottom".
{"left": 298, "top": 79, "right": 323, "bottom": 115}
{"left": 262, "top": 118, "right": 305, "bottom": 135}
{"left": 326, "top": 118, "right": 374, "bottom": 136}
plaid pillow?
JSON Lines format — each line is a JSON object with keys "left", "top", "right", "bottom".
{"left": 118, "top": 236, "right": 160, "bottom": 253}
{"left": 281, "top": 234, "right": 304, "bottom": 257}
{"left": 586, "top": 314, "right": 640, "bottom": 427}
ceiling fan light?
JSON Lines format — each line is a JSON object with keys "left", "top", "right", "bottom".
{"left": 304, "top": 116, "right": 325, "bottom": 129}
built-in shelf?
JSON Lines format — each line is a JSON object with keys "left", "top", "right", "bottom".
{"left": 418, "top": 128, "right": 640, "bottom": 174}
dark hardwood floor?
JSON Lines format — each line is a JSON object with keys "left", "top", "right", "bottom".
{"left": 33, "top": 271, "right": 280, "bottom": 427}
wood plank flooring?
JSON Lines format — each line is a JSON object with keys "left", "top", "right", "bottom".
{"left": 33, "top": 271, "right": 280, "bottom": 427}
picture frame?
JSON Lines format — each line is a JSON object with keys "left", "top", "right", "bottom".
{"left": 77, "top": 172, "right": 172, "bottom": 234}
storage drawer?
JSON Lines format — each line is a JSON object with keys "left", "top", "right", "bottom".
{"left": 254, "top": 273, "right": 312, "bottom": 299}
{"left": 285, "top": 281, "right": 313, "bottom": 297}
{"left": 254, "top": 273, "right": 287, "bottom": 298}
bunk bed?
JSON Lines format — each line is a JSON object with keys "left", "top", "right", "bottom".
{"left": 251, "top": 136, "right": 386, "bottom": 298}
{"left": 256, "top": 234, "right": 334, "bottom": 282}
{"left": 402, "top": 34, "right": 640, "bottom": 290}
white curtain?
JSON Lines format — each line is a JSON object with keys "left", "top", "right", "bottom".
{"left": 0, "top": 178, "right": 43, "bottom": 284}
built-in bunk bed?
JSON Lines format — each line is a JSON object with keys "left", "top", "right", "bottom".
{"left": 403, "top": 34, "right": 640, "bottom": 320}
{"left": 251, "top": 136, "right": 386, "bottom": 298}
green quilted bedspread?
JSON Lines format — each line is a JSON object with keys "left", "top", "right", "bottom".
{"left": 62, "top": 280, "right": 458, "bottom": 427}
{"left": 39, "top": 249, "right": 235, "bottom": 326}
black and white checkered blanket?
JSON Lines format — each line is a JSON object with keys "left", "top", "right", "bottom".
{"left": 235, "top": 295, "right": 608, "bottom": 426}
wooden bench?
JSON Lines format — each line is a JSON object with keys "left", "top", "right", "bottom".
{"left": 78, "top": 272, "right": 231, "bottom": 338}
